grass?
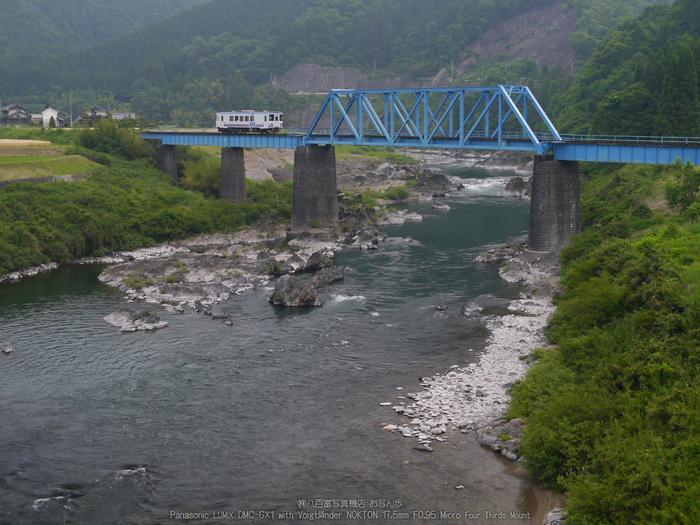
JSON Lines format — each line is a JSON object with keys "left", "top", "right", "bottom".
{"left": 0, "top": 127, "right": 77, "bottom": 145}
{"left": 0, "top": 163, "right": 294, "bottom": 276}
{"left": 336, "top": 145, "right": 418, "bottom": 165}
{"left": 0, "top": 155, "right": 101, "bottom": 180}
{"left": 0, "top": 156, "right": 64, "bottom": 164}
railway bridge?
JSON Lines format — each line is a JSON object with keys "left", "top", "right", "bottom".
{"left": 142, "top": 86, "right": 700, "bottom": 251}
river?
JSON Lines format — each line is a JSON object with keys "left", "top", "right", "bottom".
{"left": 0, "top": 165, "right": 540, "bottom": 524}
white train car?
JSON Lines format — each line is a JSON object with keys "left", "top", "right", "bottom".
{"left": 215, "top": 110, "right": 283, "bottom": 133}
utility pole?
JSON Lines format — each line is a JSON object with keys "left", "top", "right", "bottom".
{"left": 69, "top": 94, "right": 73, "bottom": 127}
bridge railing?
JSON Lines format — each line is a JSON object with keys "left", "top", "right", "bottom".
{"left": 553, "top": 134, "right": 700, "bottom": 146}
{"left": 300, "top": 129, "right": 559, "bottom": 142}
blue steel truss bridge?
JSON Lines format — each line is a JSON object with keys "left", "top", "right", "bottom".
{"left": 143, "top": 85, "right": 700, "bottom": 167}
{"left": 141, "top": 85, "right": 700, "bottom": 250}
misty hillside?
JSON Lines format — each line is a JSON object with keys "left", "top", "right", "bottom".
{"left": 0, "top": 0, "right": 672, "bottom": 128}
{"left": 0, "top": 0, "right": 210, "bottom": 63}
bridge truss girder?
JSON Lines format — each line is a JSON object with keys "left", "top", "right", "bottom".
{"left": 303, "top": 86, "right": 561, "bottom": 154}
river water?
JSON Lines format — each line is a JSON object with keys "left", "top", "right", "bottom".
{"left": 0, "top": 166, "right": 536, "bottom": 524}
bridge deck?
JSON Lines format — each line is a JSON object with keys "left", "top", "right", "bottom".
{"left": 141, "top": 130, "right": 700, "bottom": 166}
{"left": 140, "top": 131, "right": 304, "bottom": 149}
{"left": 549, "top": 141, "right": 700, "bottom": 166}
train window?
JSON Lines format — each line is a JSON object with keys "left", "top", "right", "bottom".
{"left": 229, "top": 116, "right": 233, "bottom": 122}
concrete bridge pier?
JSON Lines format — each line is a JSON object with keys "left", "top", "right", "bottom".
{"left": 220, "top": 147, "right": 246, "bottom": 202}
{"left": 291, "top": 145, "right": 338, "bottom": 230}
{"left": 529, "top": 155, "right": 581, "bottom": 251}
{"left": 156, "top": 143, "right": 178, "bottom": 183}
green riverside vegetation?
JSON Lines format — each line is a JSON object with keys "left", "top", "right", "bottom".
{"left": 505, "top": 3, "right": 700, "bottom": 521}
{"left": 0, "top": 123, "right": 292, "bottom": 276}
{"left": 508, "top": 163, "right": 700, "bottom": 522}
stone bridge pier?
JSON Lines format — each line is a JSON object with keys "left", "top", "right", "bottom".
{"left": 156, "top": 143, "right": 178, "bottom": 184}
{"left": 529, "top": 155, "right": 581, "bottom": 251}
{"left": 155, "top": 144, "right": 247, "bottom": 203}
{"left": 155, "top": 143, "right": 339, "bottom": 227}
{"left": 291, "top": 145, "right": 338, "bottom": 231}
{"left": 220, "top": 147, "right": 246, "bottom": 202}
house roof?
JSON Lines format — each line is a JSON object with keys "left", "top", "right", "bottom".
{"left": 1, "top": 103, "right": 27, "bottom": 111}
{"left": 6, "top": 111, "right": 31, "bottom": 119}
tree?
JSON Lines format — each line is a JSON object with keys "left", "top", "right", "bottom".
{"left": 654, "top": 40, "right": 700, "bottom": 137}
{"left": 80, "top": 107, "right": 90, "bottom": 127}
{"left": 591, "top": 83, "right": 654, "bottom": 135}
{"left": 49, "top": 116, "right": 56, "bottom": 128}
{"left": 665, "top": 161, "right": 700, "bottom": 212}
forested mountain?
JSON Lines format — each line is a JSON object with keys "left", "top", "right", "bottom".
{"left": 0, "top": 0, "right": 674, "bottom": 127}
{"left": 553, "top": 0, "right": 700, "bottom": 135}
{"left": 0, "top": 0, "right": 209, "bottom": 64}
{"left": 5, "top": 0, "right": 555, "bottom": 110}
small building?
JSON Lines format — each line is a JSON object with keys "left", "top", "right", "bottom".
{"left": 111, "top": 112, "right": 136, "bottom": 121}
{"left": 34, "top": 106, "right": 70, "bottom": 127}
{"left": 0, "top": 103, "right": 31, "bottom": 125}
{"left": 89, "top": 105, "right": 109, "bottom": 118}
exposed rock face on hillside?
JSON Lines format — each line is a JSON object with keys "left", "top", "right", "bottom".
{"left": 460, "top": 2, "right": 577, "bottom": 74}
{"left": 276, "top": 2, "right": 578, "bottom": 116}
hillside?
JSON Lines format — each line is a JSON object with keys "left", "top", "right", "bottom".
{"left": 1, "top": 0, "right": 670, "bottom": 128}
{"left": 0, "top": 0, "right": 209, "bottom": 65}
{"left": 552, "top": 0, "right": 700, "bottom": 135}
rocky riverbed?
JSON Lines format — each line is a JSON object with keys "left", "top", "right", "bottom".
{"left": 94, "top": 161, "right": 469, "bottom": 314}
{"left": 380, "top": 258, "right": 558, "bottom": 456}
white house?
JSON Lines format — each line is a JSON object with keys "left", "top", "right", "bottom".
{"left": 34, "top": 106, "right": 70, "bottom": 127}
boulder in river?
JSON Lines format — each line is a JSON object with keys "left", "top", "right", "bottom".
{"left": 311, "top": 266, "right": 345, "bottom": 288}
{"left": 460, "top": 302, "right": 483, "bottom": 318}
{"left": 414, "top": 167, "right": 452, "bottom": 194}
{"left": 104, "top": 309, "right": 169, "bottom": 332}
{"left": 544, "top": 508, "right": 568, "bottom": 525}
{"left": 304, "top": 250, "right": 334, "bottom": 272}
{"left": 268, "top": 275, "right": 323, "bottom": 307}
{"left": 504, "top": 176, "right": 532, "bottom": 198}
{"left": 475, "top": 418, "right": 524, "bottom": 461}
{"left": 2, "top": 342, "right": 13, "bottom": 354}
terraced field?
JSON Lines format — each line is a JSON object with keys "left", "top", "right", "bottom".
{"left": 0, "top": 139, "right": 100, "bottom": 181}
